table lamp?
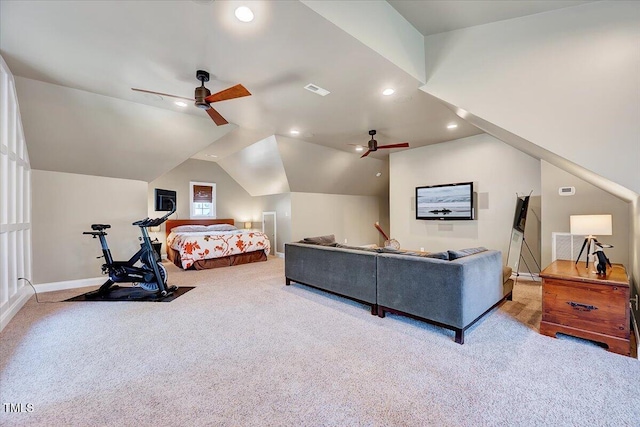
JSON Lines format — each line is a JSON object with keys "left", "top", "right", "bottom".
{"left": 244, "top": 221, "right": 252, "bottom": 230}
{"left": 570, "top": 214, "right": 612, "bottom": 267}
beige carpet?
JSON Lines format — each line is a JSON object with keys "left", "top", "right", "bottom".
{"left": 1, "top": 258, "right": 638, "bottom": 426}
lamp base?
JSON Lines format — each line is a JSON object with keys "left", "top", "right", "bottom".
{"left": 575, "top": 236, "right": 599, "bottom": 268}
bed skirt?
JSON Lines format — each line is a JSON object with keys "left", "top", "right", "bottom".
{"left": 167, "top": 247, "right": 268, "bottom": 270}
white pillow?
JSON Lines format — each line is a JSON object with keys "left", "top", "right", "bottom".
{"left": 204, "top": 224, "right": 237, "bottom": 232}
{"left": 170, "top": 225, "right": 209, "bottom": 233}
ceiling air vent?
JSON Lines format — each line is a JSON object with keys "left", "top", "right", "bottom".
{"left": 304, "top": 83, "right": 330, "bottom": 96}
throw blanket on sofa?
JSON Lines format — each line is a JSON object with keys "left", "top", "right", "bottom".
{"left": 168, "top": 230, "right": 271, "bottom": 270}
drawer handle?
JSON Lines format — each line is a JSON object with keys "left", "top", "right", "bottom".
{"left": 567, "top": 302, "right": 598, "bottom": 312}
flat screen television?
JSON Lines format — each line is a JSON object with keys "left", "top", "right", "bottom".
{"left": 416, "top": 182, "right": 474, "bottom": 220}
{"left": 155, "top": 188, "right": 176, "bottom": 212}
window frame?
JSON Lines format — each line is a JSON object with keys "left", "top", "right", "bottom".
{"left": 189, "top": 181, "right": 216, "bottom": 219}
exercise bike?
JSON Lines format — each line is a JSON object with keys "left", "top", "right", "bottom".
{"left": 83, "top": 201, "right": 177, "bottom": 298}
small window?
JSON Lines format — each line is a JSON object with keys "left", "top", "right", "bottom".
{"left": 190, "top": 181, "right": 216, "bottom": 219}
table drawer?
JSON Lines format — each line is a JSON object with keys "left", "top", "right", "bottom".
{"left": 542, "top": 279, "right": 629, "bottom": 339}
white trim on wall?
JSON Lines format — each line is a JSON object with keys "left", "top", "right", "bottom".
{"left": 35, "top": 277, "right": 105, "bottom": 293}
{"left": 0, "top": 54, "right": 32, "bottom": 332}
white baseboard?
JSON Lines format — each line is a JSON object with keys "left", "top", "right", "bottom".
{"left": 36, "top": 276, "right": 104, "bottom": 293}
{"left": 276, "top": 252, "right": 284, "bottom": 259}
{"left": 0, "top": 286, "right": 31, "bottom": 333}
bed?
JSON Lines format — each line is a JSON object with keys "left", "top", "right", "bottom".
{"left": 165, "top": 219, "right": 270, "bottom": 270}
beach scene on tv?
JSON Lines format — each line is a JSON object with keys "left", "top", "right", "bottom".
{"left": 417, "top": 184, "right": 473, "bottom": 219}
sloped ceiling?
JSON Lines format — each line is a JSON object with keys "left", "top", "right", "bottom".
{"left": 217, "top": 135, "right": 290, "bottom": 197}
{"left": 0, "top": 0, "right": 480, "bottom": 180}
{"left": 277, "top": 135, "right": 388, "bottom": 197}
{"left": 217, "top": 134, "right": 388, "bottom": 197}
{"left": 15, "top": 77, "right": 236, "bottom": 182}
{"left": 1, "top": 0, "right": 609, "bottom": 196}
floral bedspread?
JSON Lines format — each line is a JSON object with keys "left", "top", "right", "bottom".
{"left": 168, "top": 230, "right": 271, "bottom": 269}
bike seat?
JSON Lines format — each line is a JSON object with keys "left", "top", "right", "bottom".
{"left": 91, "top": 224, "right": 111, "bottom": 231}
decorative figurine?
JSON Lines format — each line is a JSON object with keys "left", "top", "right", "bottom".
{"left": 591, "top": 242, "right": 613, "bottom": 275}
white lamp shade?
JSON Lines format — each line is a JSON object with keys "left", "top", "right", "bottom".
{"left": 570, "top": 214, "right": 612, "bottom": 236}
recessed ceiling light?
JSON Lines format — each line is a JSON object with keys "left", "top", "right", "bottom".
{"left": 355, "top": 146, "right": 364, "bottom": 152}
{"left": 382, "top": 88, "right": 395, "bottom": 96}
{"left": 205, "top": 154, "right": 218, "bottom": 158}
{"left": 235, "top": 6, "right": 254, "bottom": 22}
{"left": 376, "top": 172, "right": 382, "bottom": 177}
{"left": 175, "top": 101, "right": 188, "bottom": 107}
{"left": 290, "top": 130, "right": 300, "bottom": 136}
{"left": 447, "top": 123, "right": 458, "bottom": 129}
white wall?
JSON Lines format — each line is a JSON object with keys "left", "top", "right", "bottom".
{"left": 390, "top": 134, "right": 540, "bottom": 261}
{"left": 148, "top": 158, "right": 256, "bottom": 222}
{"left": 540, "top": 160, "right": 630, "bottom": 268}
{"left": 0, "top": 55, "right": 31, "bottom": 332}
{"left": 291, "top": 192, "right": 381, "bottom": 246}
{"left": 254, "top": 193, "right": 291, "bottom": 254}
{"left": 32, "top": 171, "right": 147, "bottom": 284}
{"left": 631, "top": 197, "right": 640, "bottom": 340}
{"left": 421, "top": 1, "right": 640, "bottom": 194}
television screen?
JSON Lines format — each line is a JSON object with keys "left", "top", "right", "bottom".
{"left": 512, "top": 195, "right": 530, "bottom": 232}
{"left": 155, "top": 188, "right": 176, "bottom": 212}
{"left": 416, "top": 182, "right": 474, "bottom": 220}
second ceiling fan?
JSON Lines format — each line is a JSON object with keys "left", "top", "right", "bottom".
{"left": 132, "top": 70, "right": 251, "bottom": 126}
{"left": 359, "top": 130, "right": 409, "bottom": 158}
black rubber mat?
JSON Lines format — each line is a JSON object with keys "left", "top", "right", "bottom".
{"left": 65, "top": 285, "right": 194, "bottom": 302}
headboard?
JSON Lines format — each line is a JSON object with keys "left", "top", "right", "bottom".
{"left": 165, "top": 219, "right": 235, "bottom": 240}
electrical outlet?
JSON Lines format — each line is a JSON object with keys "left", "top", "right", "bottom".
{"left": 344, "top": 238, "right": 348, "bottom": 244}
{"left": 420, "top": 247, "right": 424, "bottom": 252}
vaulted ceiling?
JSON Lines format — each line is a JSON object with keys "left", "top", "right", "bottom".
{"left": 0, "top": 0, "right": 593, "bottom": 192}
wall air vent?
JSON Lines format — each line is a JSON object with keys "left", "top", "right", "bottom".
{"left": 304, "top": 83, "right": 330, "bottom": 96}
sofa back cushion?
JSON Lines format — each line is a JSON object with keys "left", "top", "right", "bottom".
{"left": 300, "top": 234, "right": 336, "bottom": 246}
{"left": 380, "top": 248, "right": 450, "bottom": 260}
{"left": 336, "top": 243, "right": 383, "bottom": 253}
{"left": 448, "top": 247, "right": 487, "bottom": 260}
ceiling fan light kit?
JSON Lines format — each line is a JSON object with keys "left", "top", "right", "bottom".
{"left": 131, "top": 69, "right": 251, "bottom": 126}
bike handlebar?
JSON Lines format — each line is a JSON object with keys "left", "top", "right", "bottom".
{"left": 132, "top": 199, "right": 176, "bottom": 228}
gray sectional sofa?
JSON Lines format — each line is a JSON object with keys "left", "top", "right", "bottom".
{"left": 284, "top": 241, "right": 513, "bottom": 344}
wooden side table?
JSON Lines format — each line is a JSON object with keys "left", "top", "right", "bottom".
{"left": 539, "top": 260, "right": 630, "bottom": 356}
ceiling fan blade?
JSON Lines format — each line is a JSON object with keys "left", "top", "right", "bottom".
{"left": 206, "top": 106, "right": 229, "bottom": 126}
{"left": 131, "top": 88, "right": 194, "bottom": 101}
{"left": 205, "top": 84, "right": 251, "bottom": 103}
{"left": 378, "top": 143, "right": 410, "bottom": 149}
{"left": 360, "top": 150, "right": 372, "bottom": 158}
